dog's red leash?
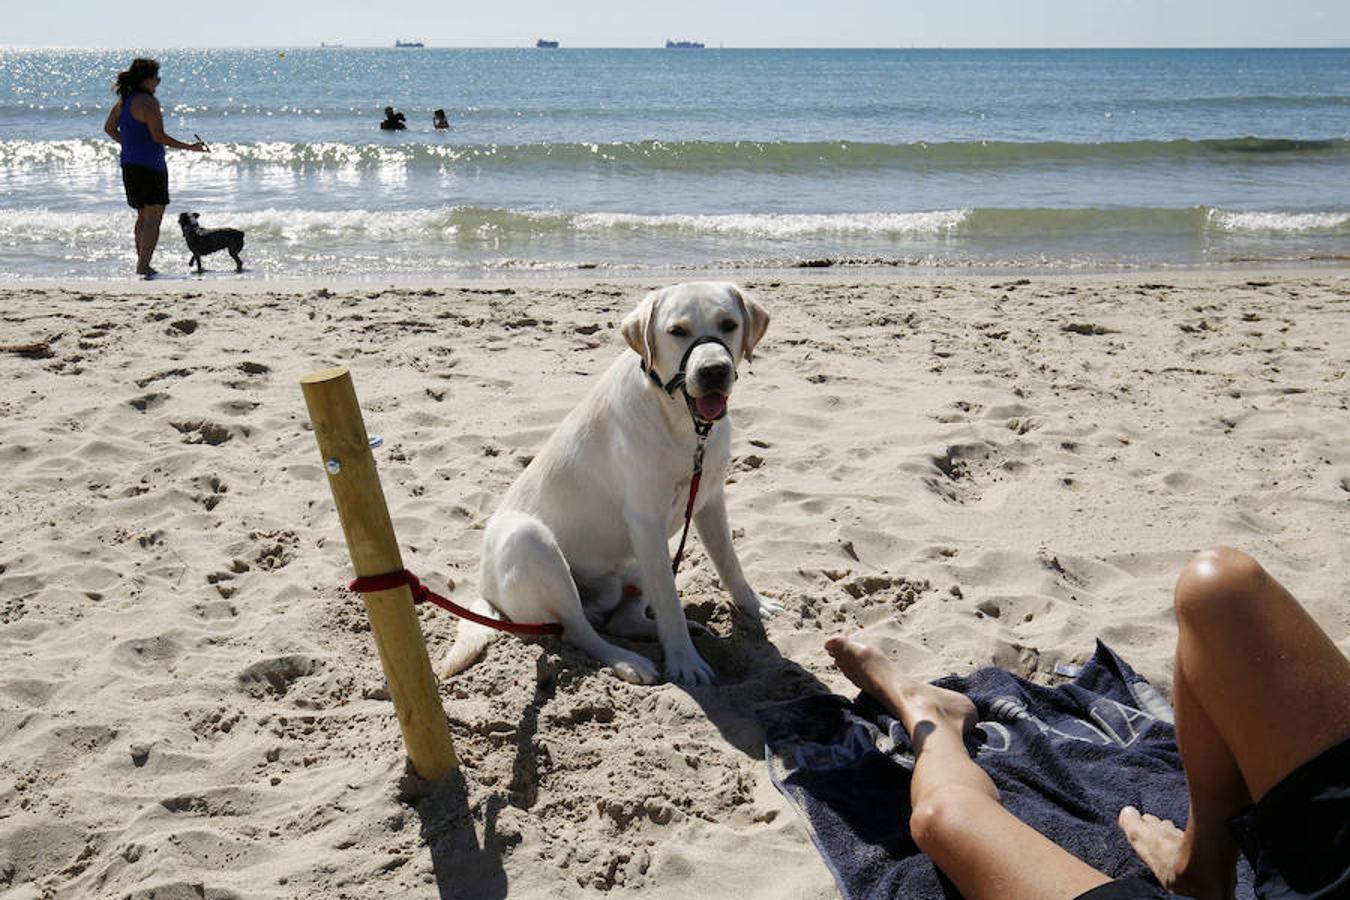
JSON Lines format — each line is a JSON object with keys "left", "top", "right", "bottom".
{"left": 670, "top": 434, "right": 707, "bottom": 575}
{"left": 348, "top": 569, "right": 562, "bottom": 636}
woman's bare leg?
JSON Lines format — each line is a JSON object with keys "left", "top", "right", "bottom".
{"left": 135, "top": 204, "right": 163, "bottom": 274}
{"left": 1119, "top": 547, "right": 1350, "bottom": 900}
{"left": 826, "top": 636, "right": 1113, "bottom": 900}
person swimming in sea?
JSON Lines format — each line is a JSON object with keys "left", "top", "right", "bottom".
{"left": 432, "top": 108, "right": 449, "bottom": 130}
{"left": 379, "top": 106, "right": 407, "bottom": 131}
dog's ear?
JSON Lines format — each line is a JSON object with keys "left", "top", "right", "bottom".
{"left": 621, "top": 288, "right": 666, "bottom": 369}
{"left": 728, "top": 284, "right": 770, "bottom": 363}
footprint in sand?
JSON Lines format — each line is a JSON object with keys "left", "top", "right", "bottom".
{"left": 1226, "top": 499, "right": 1283, "bottom": 535}
{"left": 985, "top": 403, "right": 1044, "bottom": 435}
{"left": 127, "top": 391, "right": 170, "bottom": 412}
{"left": 0, "top": 677, "right": 60, "bottom": 709}
{"left": 224, "top": 360, "right": 271, "bottom": 390}
{"left": 206, "top": 571, "right": 237, "bottom": 599}
{"left": 841, "top": 573, "right": 932, "bottom": 614}
{"left": 135, "top": 367, "right": 194, "bottom": 389}
{"left": 159, "top": 788, "right": 253, "bottom": 817}
{"left": 0, "top": 821, "right": 88, "bottom": 887}
{"left": 932, "top": 399, "right": 985, "bottom": 423}
{"left": 192, "top": 600, "right": 239, "bottom": 621}
{"left": 923, "top": 440, "right": 1024, "bottom": 504}
{"left": 975, "top": 594, "right": 1056, "bottom": 626}
{"left": 1060, "top": 322, "right": 1117, "bottom": 336}
{"left": 189, "top": 707, "right": 244, "bottom": 739}
{"left": 113, "top": 633, "right": 185, "bottom": 670}
{"left": 990, "top": 639, "right": 1041, "bottom": 678}
{"left": 248, "top": 530, "right": 298, "bottom": 571}
{"left": 191, "top": 474, "right": 229, "bottom": 510}
{"left": 1161, "top": 471, "right": 1205, "bottom": 493}
{"left": 171, "top": 420, "right": 233, "bottom": 446}
{"left": 215, "top": 399, "right": 260, "bottom": 416}
{"left": 237, "top": 655, "right": 319, "bottom": 699}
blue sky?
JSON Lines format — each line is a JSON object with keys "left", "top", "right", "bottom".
{"left": 8, "top": 0, "right": 1350, "bottom": 48}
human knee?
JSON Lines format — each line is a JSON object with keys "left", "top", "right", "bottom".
{"left": 909, "top": 786, "right": 988, "bottom": 856}
{"left": 1173, "top": 546, "right": 1270, "bottom": 626}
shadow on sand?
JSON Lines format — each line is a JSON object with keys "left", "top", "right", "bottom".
{"left": 413, "top": 599, "right": 831, "bottom": 897}
{"left": 545, "top": 597, "right": 834, "bottom": 757}
{"left": 414, "top": 767, "right": 508, "bottom": 900}
{"left": 671, "top": 601, "right": 834, "bottom": 758}
{"left": 415, "top": 662, "right": 560, "bottom": 899}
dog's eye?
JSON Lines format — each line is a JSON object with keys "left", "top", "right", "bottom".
{"left": 719, "top": 320, "right": 739, "bottom": 333}
{"left": 668, "top": 325, "right": 688, "bottom": 338}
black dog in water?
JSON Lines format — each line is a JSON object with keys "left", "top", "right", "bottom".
{"left": 177, "top": 212, "right": 245, "bottom": 273}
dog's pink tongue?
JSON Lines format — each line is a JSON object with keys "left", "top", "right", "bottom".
{"left": 696, "top": 392, "right": 727, "bottom": 421}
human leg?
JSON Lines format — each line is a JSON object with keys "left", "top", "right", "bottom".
{"left": 826, "top": 637, "right": 1115, "bottom": 900}
{"left": 1120, "top": 547, "right": 1350, "bottom": 899}
{"left": 136, "top": 204, "right": 164, "bottom": 274}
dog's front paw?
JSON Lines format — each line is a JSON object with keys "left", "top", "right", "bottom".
{"left": 736, "top": 589, "right": 782, "bottom": 619}
{"left": 664, "top": 645, "right": 714, "bottom": 686}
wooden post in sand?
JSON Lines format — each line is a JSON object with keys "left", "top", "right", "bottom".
{"left": 300, "top": 367, "right": 458, "bottom": 781}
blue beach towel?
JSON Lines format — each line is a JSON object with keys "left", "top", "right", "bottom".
{"left": 758, "top": 642, "right": 1256, "bottom": 900}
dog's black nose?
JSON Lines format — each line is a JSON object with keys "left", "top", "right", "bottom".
{"left": 700, "top": 360, "right": 732, "bottom": 383}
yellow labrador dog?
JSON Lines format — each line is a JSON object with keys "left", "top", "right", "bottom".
{"left": 440, "top": 282, "right": 776, "bottom": 685}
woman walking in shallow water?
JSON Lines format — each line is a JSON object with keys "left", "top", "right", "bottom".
{"left": 102, "top": 58, "right": 205, "bottom": 278}
{"left": 828, "top": 547, "right": 1349, "bottom": 899}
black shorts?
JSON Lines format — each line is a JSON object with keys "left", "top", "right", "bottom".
{"left": 121, "top": 164, "right": 169, "bottom": 209}
{"left": 1228, "top": 737, "right": 1350, "bottom": 898}
{"left": 1075, "top": 876, "right": 1170, "bottom": 900}
{"left": 1077, "top": 738, "right": 1350, "bottom": 900}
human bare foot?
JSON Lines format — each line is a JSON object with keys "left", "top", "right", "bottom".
{"left": 824, "top": 635, "right": 977, "bottom": 740}
{"left": 1118, "top": 806, "right": 1223, "bottom": 899}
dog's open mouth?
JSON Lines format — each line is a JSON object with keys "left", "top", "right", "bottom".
{"left": 694, "top": 392, "right": 728, "bottom": 421}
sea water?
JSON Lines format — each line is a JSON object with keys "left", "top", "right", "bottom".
{"left": 0, "top": 47, "right": 1346, "bottom": 278}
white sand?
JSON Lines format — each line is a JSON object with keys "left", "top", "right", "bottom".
{"left": 1, "top": 271, "right": 1346, "bottom": 899}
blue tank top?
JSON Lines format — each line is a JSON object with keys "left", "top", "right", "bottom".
{"left": 119, "top": 92, "right": 167, "bottom": 172}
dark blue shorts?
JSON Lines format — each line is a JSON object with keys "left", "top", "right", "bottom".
{"left": 1077, "top": 738, "right": 1350, "bottom": 900}
{"left": 121, "top": 163, "right": 169, "bottom": 209}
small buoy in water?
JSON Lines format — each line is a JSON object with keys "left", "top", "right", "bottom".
{"left": 278, "top": 51, "right": 286, "bottom": 59}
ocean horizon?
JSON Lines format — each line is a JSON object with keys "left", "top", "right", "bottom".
{"left": 1, "top": 47, "right": 1346, "bottom": 278}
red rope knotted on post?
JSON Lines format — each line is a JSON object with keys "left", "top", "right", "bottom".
{"left": 348, "top": 569, "right": 563, "bottom": 636}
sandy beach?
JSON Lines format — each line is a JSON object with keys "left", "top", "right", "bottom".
{"left": 1, "top": 270, "right": 1346, "bottom": 899}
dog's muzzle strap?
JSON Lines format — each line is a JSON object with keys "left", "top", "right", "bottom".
{"left": 640, "top": 336, "right": 735, "bottom": 436}
{"left": 640, "top": 335, "right": 735, "bottom": 397}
